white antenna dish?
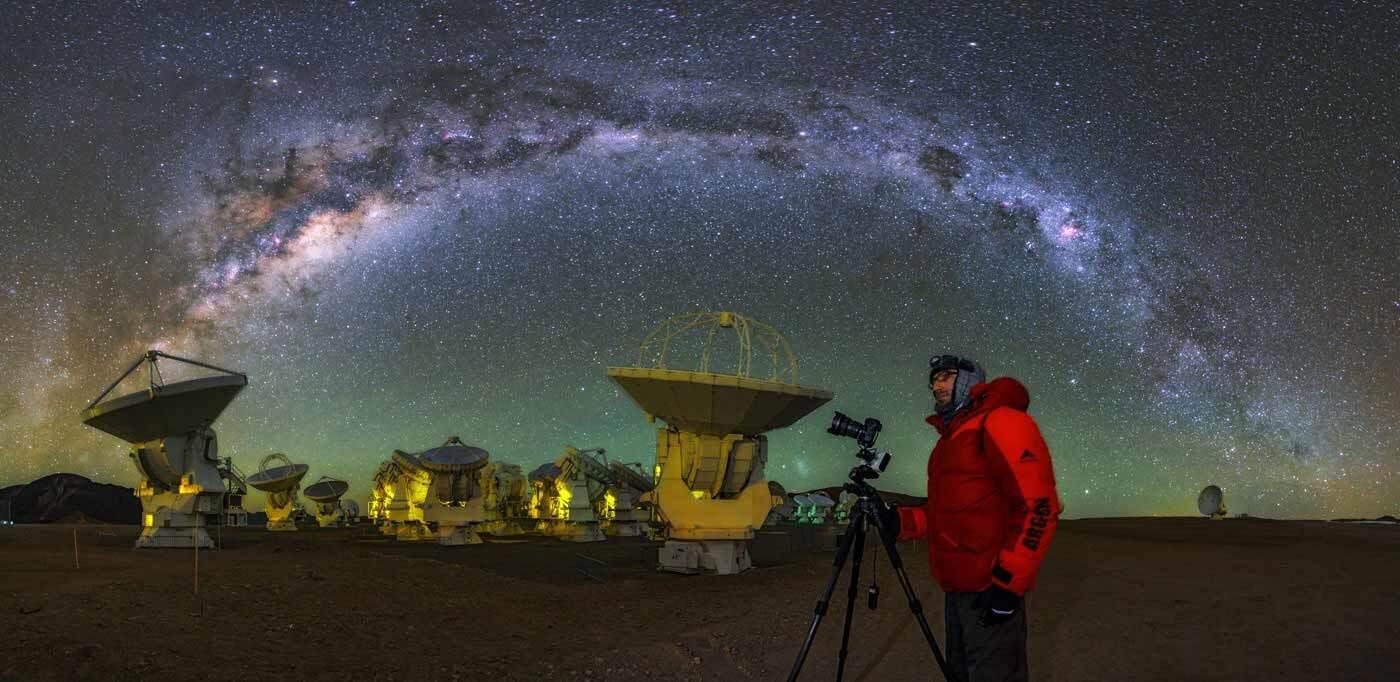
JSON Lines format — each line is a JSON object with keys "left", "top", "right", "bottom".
{"left": 83, "top": 374, "right": 248, "bottom": 445}
{"left": 595, "top": 458, "right": 653, "bottom": 538}
{"left": 246, "top": 460, "right": 310, "bottom": 493}
{"left": 418, "top": 439, "right": 490, "bottom": 475}
{"left": 80, "top": 351, "right": 248, "bottom": 549}
{"left": 530, "top": 462, "right": 562, "bottom": 482}
{"left": 304, "top": 477, "right": 351, "bottom": 528}
{"left": 533, "top": 446, "right": 612, "bottom": 543}
{"left": 373, "top": 451, "right": 433, "bottom": 541}
{"left": 304, "top": 478, "right": 349, "bottom": 503}
{"left": 246, "top": 453, "right": 309, "bottom": 531}
{"left": 1197, "top": 485, "right": 1227, "bottom": 520}
{"left": 608, "top": 460, "right": 655, "bottom": 493}
{"left": 419, "top": 437, "right": 492, "bottom": 545}
{"left": 478, "top": 462, "right": 530, "bottom": 537}
{"left": 763, "top": 481, "right": 794, "bottom": 526}
{"left": 340, "top": 499, "right": 360, "bottom": 524}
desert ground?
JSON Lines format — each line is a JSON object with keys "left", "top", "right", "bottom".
{"left": 2, "top": 517, "right": 1399, "bottom": 682}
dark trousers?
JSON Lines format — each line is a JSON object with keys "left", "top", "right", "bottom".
{"left": 943, "top": 592, "right": 1029, "bottom": 682}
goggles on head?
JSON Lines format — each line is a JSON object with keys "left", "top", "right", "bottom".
{"left": 929, "top": 354, "right": 977, "bottom": 373}
{"left": 929, "top": 354, "right": 978, "bottom": 384}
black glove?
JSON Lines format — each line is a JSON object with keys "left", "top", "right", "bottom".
{"left": 874, "top": 502, "right": 901, "bottom": 542}
{"left": 975, "top": 585, "right": 1022, "bottom": 627}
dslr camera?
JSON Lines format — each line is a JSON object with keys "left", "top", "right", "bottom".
{"left": 828, "top": 411, "right": 891, "bottom": 474}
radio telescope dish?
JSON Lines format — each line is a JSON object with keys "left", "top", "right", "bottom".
{"left": 304, "top": 477, "right": 351, "bottom": 528}
{"left": 247, "top": 453, "right": 309, "bottom": 531}
{"left": 609, "top": 460, "right": 655, "bottom": 493}
{"left": 607, "top": 367, "right": 833, "bottom": 437}
{"left": 373, "top": 451, "right": 433, "bottom": 540}
{"left": 83, "top": 375, "right": 248, "bottom": 445}
{"left": 1198, "top": 485, "right": 1227, "bottom": 520}
{"left": 417, "top": 438, "right": 490, "bottom": 474}
{"left": 607, "top": 311, "right": 833, "bottom": 575}
{"left": 764, "top": 481, "right": 794, "bottom": 526}
{"left": 341, "top": 499, "right": 361, "bottom": 523}
{"left": 246, "top": 461, "right": 310, "bottom": 493}
{"left": 478, "top": 462, "right": 530, "bottom": 537}
{"left": 416, "top": 437, "right": 492, "bottom": 545}
{"left": 79, "top": 350, "right": 248, "bottom": 549}
{"left": 530, "top": 462, "right": 562, "bottom": 482}
{"left": 304, "top": 478, "right": 349, "bottom": 503}
{"left": 602, "top": 460, "right": 653, "bottom": 537}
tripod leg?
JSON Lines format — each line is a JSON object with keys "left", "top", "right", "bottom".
{"left": 835, "top": 516, "right": 867, "bottom": 682}
{"left": 867, "top": 508, "right": 954, "bottom": 681}
{"left": 786, "top": 514, "right": 862, "bottom": 682}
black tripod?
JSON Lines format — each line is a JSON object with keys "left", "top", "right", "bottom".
{"left": 787, "top": 458, "right": 952, "bottom": 681}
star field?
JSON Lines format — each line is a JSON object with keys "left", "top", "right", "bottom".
{"left": 1, "top": 2, "right": 1397, "bottom": 518}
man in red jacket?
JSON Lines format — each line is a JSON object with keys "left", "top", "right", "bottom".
{"left": 880, "top": 354, "right": 1063, "bottom": 682}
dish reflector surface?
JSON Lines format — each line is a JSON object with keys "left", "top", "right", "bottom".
{"left": 1197, "top": 485, "right": 1224, "bottom": 516}
{"left": 606, "top": 367, "right": 832, "bottom": 436}
{"left": 304, "top": 479, "right": 349, "bottom": 502}
{"left": 81, "top": 375, "right": 248, "bottom": 444}
{"left": 246, "top": 463, "right": 310, "bottom": 493}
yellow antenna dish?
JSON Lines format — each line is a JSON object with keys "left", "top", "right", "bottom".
{"left": 608, "top": 311, "right": 833, "bottom": 435}
{"left": 607, "top": 311, "right": 833, "bottom": 575}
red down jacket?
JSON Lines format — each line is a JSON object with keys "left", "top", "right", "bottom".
{"left": 896, "top": 376, "right": 1064, "bottom": 595}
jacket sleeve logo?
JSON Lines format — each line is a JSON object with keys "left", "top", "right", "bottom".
{"left": 1021, "top": 497, "right": 1052, "bottom": 551}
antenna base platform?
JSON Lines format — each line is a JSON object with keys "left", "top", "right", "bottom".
{"left": 393, "top": 522, "right": 434, "bottom": 542}
{"left": 658, "top": 539, "right": 752, "bottom": 575}
{"left": 134, "top": 489, "right": 219, "bottom": 549}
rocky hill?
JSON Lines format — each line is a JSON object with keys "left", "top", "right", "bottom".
{"left": 0, "top": 473, "right": 141, "bottom": 524}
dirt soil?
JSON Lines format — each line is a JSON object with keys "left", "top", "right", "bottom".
{"left": 2, "top": 518, "right": 1399, "bottom": 681}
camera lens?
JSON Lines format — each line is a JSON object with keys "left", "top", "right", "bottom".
{"left": 829, "top": 412, "right": 861, "bottom": 439}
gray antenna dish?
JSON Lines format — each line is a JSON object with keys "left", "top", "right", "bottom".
{"left": 79, "top": 350, "right": 248, "bottom": 549}
{"left": 247, "top": 453, "right": 309, "bottom": 531}
{"left": 304, "top": 478, "right": 350, "bottom": 503}
{"left": 419, "top": 437, "right": 492, "bottom": 545}
{"left": 417, "top": 437, "right": 490, "bottom": 474}
{"left": 81, "top": 351, "right": 248, "bottom": 444}
{"left": 304, "top": 477, "right": 351, "bottom": 528}
{"left": 246, "top": 457, "right": 310, "bottom": 493}
{"left": 530, "top": 462, "right": 562, "bottom": 482}
{"left": 608, "top": 461, "right": 655, "bottom": 492}
{"left": 1197, "top": 485, "right": 1227, "bottom": 520}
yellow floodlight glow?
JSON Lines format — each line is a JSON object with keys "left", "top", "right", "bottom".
{"left": 555, "top": 480, "right": 573, "bottom": 519}
{"left": 601, "top": 490, "right": 617, "bottom": 520}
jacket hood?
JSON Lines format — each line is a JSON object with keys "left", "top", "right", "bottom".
{"left": 926, "top": 376, "right": 1031, "bottom": 435}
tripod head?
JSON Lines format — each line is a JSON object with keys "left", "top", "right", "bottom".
{"left": 850, "top": 446, "right": 891, "bottom": 481}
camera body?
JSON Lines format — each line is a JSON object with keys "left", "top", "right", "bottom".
{"left": 828, "top": 411, "right": 891, "bottom": 475}
{"left": 828, "top": 412, "right": 881, "bottom": 448}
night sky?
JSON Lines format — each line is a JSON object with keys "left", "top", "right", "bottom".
{"left": 2, "top": 2, "right": 1397, "bottom": 519}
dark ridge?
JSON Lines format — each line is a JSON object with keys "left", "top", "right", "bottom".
{"left": 0, "top": 473, "right": 140, "bottom": 524}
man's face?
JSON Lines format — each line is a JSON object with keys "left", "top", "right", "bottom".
{"left": 930, "top": 369, "right": 958, "bottom": 408}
